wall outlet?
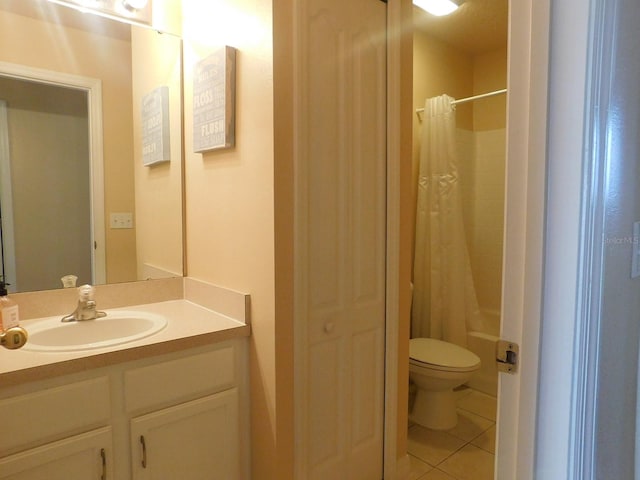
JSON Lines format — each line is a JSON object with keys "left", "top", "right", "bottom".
{"left": 110, "top": 212, "right": 133, "bottom": 229}
{"left": 632, "top": 221, "right": 640, "bottom": 279}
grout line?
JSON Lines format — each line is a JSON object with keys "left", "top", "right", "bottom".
{"left": 457, "top": 405, "right": 497, "bottom": 423}
{"left": 435, "top": 440, "right": 469, "bottom": 467}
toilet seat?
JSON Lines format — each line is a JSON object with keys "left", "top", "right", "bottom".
{"left": 410, "top": 338, "right": 480, "bottom": 372}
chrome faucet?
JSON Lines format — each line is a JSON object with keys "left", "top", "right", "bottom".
{"left": 61, "top": 284, "right": 106, "bottom": 322}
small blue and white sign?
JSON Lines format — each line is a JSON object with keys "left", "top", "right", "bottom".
{"left": 193, "top": 46, "right": 236, "bottom": 152}
{"left": 141, "top": 86, "right": 170, "bottom": 166}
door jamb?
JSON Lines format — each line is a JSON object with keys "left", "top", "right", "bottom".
{"left": 0, "top": 61, "right": 106, "bottom": 286}
{"left": 381, "top": 0, "right": 554, "bottom": 478}
{"left": 383, "top": 0, "right": 410, "bottom": 478}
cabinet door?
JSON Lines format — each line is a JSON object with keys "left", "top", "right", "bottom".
{"left": 130, "top": 389, "right": 239, "bottom": 480}
{"left": 0, "top": 427, "right": 112, "bottom": 480}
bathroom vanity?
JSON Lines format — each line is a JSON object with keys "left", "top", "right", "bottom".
{"left": 0, "top": 294, "right": 250, "bottom": 480}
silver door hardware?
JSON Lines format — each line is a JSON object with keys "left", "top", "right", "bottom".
{"left": 496, "top": 340, "right": 519, "bottom": 374}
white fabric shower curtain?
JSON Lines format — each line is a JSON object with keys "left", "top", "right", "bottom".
{"left": 412, "top": 95, "right": 484, "bottom": 347}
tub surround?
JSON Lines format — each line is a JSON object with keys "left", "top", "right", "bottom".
{"left": 0, "top": 277, "right": 251, "bottom": 387}
{"left": 466, "top": 331, "right": 499, "bottom": 397}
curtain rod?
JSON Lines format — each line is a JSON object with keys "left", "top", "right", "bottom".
{"left": 415, "top": 88, "right": 507, "bottom": 114}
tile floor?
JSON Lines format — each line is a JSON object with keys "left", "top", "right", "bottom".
{"left": 408, "top": 387, "right": 497, "bottom": 480}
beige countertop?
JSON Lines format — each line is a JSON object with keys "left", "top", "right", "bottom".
{"left": 0, "top": 299, "right": 250, "bottom": 388}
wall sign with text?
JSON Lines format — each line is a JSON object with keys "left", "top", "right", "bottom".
{"left": 141, "top": 85, "right": 171, "bottom": 166}
{"left": 193, "top": 46, "right": 237, "bottom": 152}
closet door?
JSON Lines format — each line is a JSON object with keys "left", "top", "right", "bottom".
{"left": 294, "top": 0, "right": 387, "bottom": 478}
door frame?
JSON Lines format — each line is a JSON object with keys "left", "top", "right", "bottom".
{"left": 0, "top": 61, "right": 106, "bottom": 286}
{"left": 383, "top": 0, "right": 411, "bottom": 478}
{"left": 495, "top": 0, "right": 551, "bottom": 478}
{"left": 382, "top": 0, "right": 553, "bottom": 478}
{"left": 0, "top": 100, "right": 17, "bottom": 290}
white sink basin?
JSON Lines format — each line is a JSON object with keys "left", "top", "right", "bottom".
{"left": 23, "top": 311, "right": 168, "bottom": 352}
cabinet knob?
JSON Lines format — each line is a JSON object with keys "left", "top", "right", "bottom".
{"left": 324, "top": 322, "right": 334, "bottom": 333}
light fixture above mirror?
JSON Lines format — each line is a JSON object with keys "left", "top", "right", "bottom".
{"left": 47, "top": 0, "right": 152, "bottom": 25}
{"left": 413, "top": 0, "right": 463, "bottom": 17}
{"left": 123, "top": 0, "right": 148, "bottom": 10}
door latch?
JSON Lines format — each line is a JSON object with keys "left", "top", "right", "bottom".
{"left": 496, "top": 340, "right": 519, "bottom": 374}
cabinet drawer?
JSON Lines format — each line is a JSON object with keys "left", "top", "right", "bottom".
{"left": 124, "top": 346, "right": 236, "bottom": 413}
{"left": 0, "top": 377, "right": 111, "bottom": 455}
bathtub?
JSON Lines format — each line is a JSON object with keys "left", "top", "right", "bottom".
{"left": 466, "top": 323, "right": 500, "bottom": 397}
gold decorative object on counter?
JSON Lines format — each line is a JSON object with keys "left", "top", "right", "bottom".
{"left": 0, "top": 326, "right": 28, "bottom": 350}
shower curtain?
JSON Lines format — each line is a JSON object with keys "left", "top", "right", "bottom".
{"left": 411, "top": 95, "right": 484, "bottom": 347}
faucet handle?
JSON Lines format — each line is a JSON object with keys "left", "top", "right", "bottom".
{"left": 1, "top": 326, "right": 28, "bottom": 350}
{"left": 78, "top": 284, "right": 95, "bottom": 301}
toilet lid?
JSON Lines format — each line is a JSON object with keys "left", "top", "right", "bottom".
{"left": 410, "top": 338, "right": 480, "bottom": 370}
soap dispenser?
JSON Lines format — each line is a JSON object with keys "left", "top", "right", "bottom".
{"left": 0, "top": 279, "right": 27, "bottom": 349}
{"left": 0, "top": 279, "right": 19, "bottom": 332}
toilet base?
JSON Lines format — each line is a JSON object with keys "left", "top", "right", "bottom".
{"left": 410, "top": 388, "right": 458, "bottom": 430}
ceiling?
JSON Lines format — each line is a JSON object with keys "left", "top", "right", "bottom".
{"left": 413, "top": 0, "right": 508, "bottom": 54}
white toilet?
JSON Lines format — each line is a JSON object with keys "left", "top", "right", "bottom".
{"left": 409, "top": 337, "right": 481, "bottom": 430}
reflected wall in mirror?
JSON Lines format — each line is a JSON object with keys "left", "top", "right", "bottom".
{"left": 0, "top": 0, "right": 184, "bottom": 292}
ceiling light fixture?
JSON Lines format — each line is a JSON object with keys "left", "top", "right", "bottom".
{"left": 47, "top": 0, "right": 152, "bottom": 25}
{"left": 413, "top": 0, "right": 462, "bottom": 17}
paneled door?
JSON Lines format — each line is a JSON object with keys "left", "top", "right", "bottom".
{"left": 293, "top": 0, "right": 387, "bottom": 478}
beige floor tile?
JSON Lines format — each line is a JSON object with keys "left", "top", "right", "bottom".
{"left": 439, "top": 444, "right": 495, "bottom": 480}
{"left": 422, "top": 468, "right": 458, "bottom": 480}
{"left": 471, "top": 424, "right": 496, "bottom": 454}
{"left": 446, "top": 409, "right": 494, "bottom": 442}
{"left": 408, "top": 424, "right": 467, "bottom": 466}
{"left": 457, "top": 390, "right": 497, "bottom": 421}
{"left": 408, "top": 455, "right": 433, "bottom": 480}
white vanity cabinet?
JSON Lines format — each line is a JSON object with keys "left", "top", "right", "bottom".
{"left": 124, "top": 344, "right": 242, "bottom": 479}
{"left": 0, "top": 339, "right": 248, "bottom": 480}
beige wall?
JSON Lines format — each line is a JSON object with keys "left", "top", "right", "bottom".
{"left": 131, "top": 26, "right": 183, "bottom": 280}
{"left": 152, "top": 0, "right": 183, "bottom": 36}
{"left": 0, "top": 8, "right": 137, "bottom": 284}
{"left": 473, "top": 47, "right": 508, "bottom": 131}
{"left": 181, "top": 0, "right": 276, "bottom": 477}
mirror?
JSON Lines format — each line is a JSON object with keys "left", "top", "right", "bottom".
{"left": 0, "top": 0, "right": 184, "bottom": 292}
